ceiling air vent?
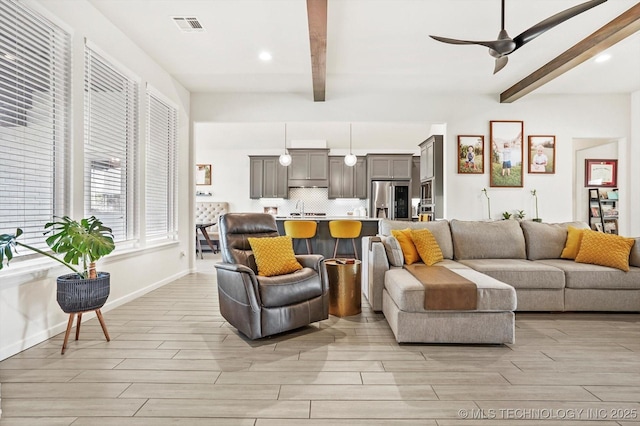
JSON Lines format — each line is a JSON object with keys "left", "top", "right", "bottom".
{"left": 172, "top": 17, "right": 205, "bottom": 32}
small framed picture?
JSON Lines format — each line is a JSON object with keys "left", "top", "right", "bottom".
{"left": 585, "top": 159, "right": 617, "bottom": 187}
{"left": 196, "top": 164, "right": 212, "bottom": 186}
{"left": 457, "top": 135, "right": 484, "bottom": 174}
{"left": 490, "top": 120, "right": 524, "bottom": 188}
{"left": 528, "top": 135, "right": 555, "bottom": 174}
{"left": 593, "top": 222, "right": 603, "bottom": 232}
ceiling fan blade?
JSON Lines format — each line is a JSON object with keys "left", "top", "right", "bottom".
{"left": 429, "top": 35, "right": 506, "bottom": 52}
{"left": 493, "top": 56, "right": 509, "bottom": 74}
{"left": 512, "top": 0, "right": 607, "bottom": 51}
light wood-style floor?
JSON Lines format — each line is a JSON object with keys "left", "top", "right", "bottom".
{"left": 1, "top": 252, "right": 639, "bottom": 425}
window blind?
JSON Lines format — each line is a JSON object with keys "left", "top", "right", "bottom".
{"left": 84, "top": 46, "right": 138, "bottom": 242}
{"left": 0, "top": 0, "right": 70, "bottom": 249}
{"left": 146, "top": 90, "right": 177, "bottom": 239}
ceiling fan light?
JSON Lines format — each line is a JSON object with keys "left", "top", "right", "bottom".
{"left": 344, "top": 153, "right": 357, "bottom": 167}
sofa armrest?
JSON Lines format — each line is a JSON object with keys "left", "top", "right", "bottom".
{"left": 361, "top": 236, "right": 390, "bottom": 312}
{"left": 214, "top": 262, "right": 262, "bottom": 312}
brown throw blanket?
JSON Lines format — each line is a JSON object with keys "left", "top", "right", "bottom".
{"left": 404, "top": 264, "right": 478, "bottom": 310}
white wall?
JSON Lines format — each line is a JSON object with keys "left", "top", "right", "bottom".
{"left": 193, "top": 92, "right": 631, "bottom": 226}
{"left": 631, "top": 91, "right": 640, "bottom": 236}
{"left": 0, "top": 1, "right": 192, "bottom": 360}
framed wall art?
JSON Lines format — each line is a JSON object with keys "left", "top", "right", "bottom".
{"left": 196, "top": 164, "right": 212, "bottom": 186}
{"left": 585, "top": 159, "right": 617, "bottom": 187}
{"left": 528, "top": 135, "right": 555, "bottom": 174}
{"left": 489, "top": 120, "right": 523, "bottom": 187}
{"left": 457, "top": 135, "right": 484, "bottom": 174}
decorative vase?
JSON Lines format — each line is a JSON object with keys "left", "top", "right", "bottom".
{"left": 56, "top": 272, "right": 110, "bottom": 313}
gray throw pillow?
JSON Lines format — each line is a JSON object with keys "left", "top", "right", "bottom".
{"left": 381, "top": 235, "right": 404, "bottom": 266}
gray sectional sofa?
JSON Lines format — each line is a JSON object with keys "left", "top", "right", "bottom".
{"left": 362, "top": 219, "right": 640, "bottom": 344}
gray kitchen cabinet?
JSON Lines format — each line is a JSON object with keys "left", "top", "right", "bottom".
{"left": 411, "top": 156, "right": 421, "bottom": 198}
{"left": 353, "top": 157, "right": 367, "bottom": 198}
{"left": 249, "top": 156, "right": 288, "bottom": 199}
{"left": 367, "top": 154, "right": 412, "bottom": 180}
{"left": 418, "top": 135, "right": 444, "bottom": 219}
{"left": 328, "top": 156, "right": 366, "bottom": 199}
{"left": 419, "top": 135, "right": 443, "bottom": 183}
{"left": 288, "top": 149, "right": 329, "bottom": 187}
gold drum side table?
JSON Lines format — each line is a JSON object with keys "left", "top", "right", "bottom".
{"left": 325, "top": 258, "right": 362, "bottom": 317}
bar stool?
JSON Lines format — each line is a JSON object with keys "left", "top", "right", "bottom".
{"left": 284, "top": 220, "right": 318, "bottom": 254}
{"left": 329, "top": 220, "right": 362, "bottom": 260}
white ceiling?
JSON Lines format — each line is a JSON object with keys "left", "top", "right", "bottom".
{"left": 88, "top": 0, "right": 640, "bottom": 99}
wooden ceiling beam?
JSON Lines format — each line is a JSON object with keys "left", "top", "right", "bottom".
{"left": 307, "top": 0, "right": 327, "bottom": 102}
{"left": 501, "top": 3, "right": 640, "bottom": 103}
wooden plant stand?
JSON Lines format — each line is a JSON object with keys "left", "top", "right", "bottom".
{"left": 61, "top": 309, "right": 110, "bottom": 355}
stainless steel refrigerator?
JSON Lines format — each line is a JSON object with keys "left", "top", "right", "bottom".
{"left": 370, "top": 180, "right": 411, "bottom": 220}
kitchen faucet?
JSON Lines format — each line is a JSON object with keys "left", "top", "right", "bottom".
{"left": 295, "top": 200, "right": 305, "bottom": 216}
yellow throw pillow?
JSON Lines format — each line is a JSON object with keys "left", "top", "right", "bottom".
{"left": 390, "top": 228, "right": 420, "bottom": 264}
{"left": 574, "top": 230, "right": 636, "bottom": 272}
{"left": 410, "top": 228, "right": 444, "bottom": 266}
{"left": 248, "top": 236, "right": 303, "bottom": 277}
{"left": 560, "top": 226, "right": 586, "bottom": 260}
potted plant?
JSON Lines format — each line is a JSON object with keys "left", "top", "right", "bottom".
{"left": 0, "top": 216, "right": 115, "bottom": 313}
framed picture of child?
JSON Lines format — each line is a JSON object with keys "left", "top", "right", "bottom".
{"left": 490, "top": 120, "right": 524, "bottom": 188}
{"left": 457, "top": 135, "right": 484, "bottom": 174}
{"left": 528, "top": 135, "right": 555, "bottom": 174}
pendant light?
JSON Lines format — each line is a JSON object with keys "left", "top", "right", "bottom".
{"left": 344, "top": 123, "right": 357, "bottom": 167}
{"left": 279, "top": 123, "right": 292, "bottom": 166}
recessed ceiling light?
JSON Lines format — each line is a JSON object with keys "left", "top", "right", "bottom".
{"left": 595, "top": 53, "right": 611, "bottom": 63}
{"left": 259, "top": 51, "right": 272, "bottom": 61}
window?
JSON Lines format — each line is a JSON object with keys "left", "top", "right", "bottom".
{"left": 146, "top": 89, "right": 177, "bottom": 239}
{"left": 84, "top": 46, "right": 138, "bottom": 242}
{"left": 0, "top": 0, "right": 71, "bottom": 249}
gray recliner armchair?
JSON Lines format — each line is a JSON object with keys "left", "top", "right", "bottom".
{"left": 214, "top": 213, "right": 329, "bottom": 339}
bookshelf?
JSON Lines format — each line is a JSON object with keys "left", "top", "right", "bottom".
{"left": 588, "top": 188, "right": 618, "bottom": 234}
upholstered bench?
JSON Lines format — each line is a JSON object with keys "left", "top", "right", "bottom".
{"left": 195, "top": 202, "right": 229, "bottom": 254}
{"left": 382, "top": 265, "right": 517, "bottom": 344}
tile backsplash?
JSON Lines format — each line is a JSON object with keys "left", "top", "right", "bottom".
{"left": 259, "top": 188, "right": 368, "bottom": 216}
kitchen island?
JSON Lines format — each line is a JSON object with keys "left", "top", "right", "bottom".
{"left": 275, "top": 216, "right": 379, "bottom": 260}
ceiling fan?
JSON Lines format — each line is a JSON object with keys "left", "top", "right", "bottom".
{"left": 430, "top": 0, "right": 608, "bottom": 74}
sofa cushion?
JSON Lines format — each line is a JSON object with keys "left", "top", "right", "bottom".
{"left": 381, "top": 235, "right": 404, "bottom": 267}
{"left": 574, "top": 230, "right": 636, "bottom": 272}
{"left": 537, "top": 259, "right": 640, "bottom": 290}
{"left": 410, "top": 228, "right": 443, "bottom": 266}
{"left": 519, "top": 220, "right": 589, "bottom": 260}
{"left": 458, "top": 259, "right": 565, "bottom": 290}
{"left": 379, "top": 219, "right": 453, "bottom": 259}
{"left": 561, "top": 226, "right": 587, "bottom": 260}
{"left": 384, "top": 267, "right": 516, "bottom": 312}
{"left": 630, "top": 237, "right": 640, "bottom": 268}
{"left": 257, "top": 267, "right": 323, "bottom": 307}
{"left": 450, "top": 219, "right": 526, "bottom": 260}
{"left": 391, "top": 229, "right": 420, "bottom": 264}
